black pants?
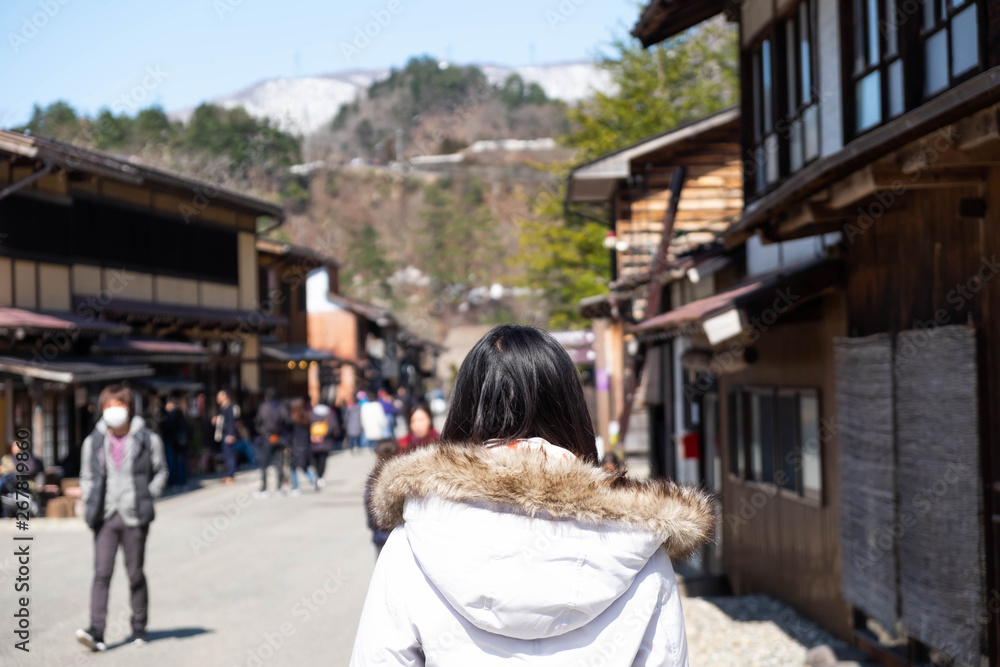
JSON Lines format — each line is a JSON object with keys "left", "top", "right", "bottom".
{"left": 312, "top": 451, "right": 329, "bottom": 480}
{"left": 258, "top": 442, "right": 285, "bottom": 492}
{"left": 91, "top": 512, "right": 149, "bottom": 634}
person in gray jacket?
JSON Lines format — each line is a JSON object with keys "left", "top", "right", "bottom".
{"left": 75, "top": 384, "right": 168, "bottom": 652}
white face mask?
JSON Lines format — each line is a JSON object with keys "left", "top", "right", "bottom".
{"left": 102, "top": 406, "right": 130, "bottom": 429}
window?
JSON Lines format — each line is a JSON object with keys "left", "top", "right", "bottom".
{"left": 729, "top": 385, "right": 823, "bottom": 501}
{"left": 785, "top": 0, "right": 820, "bottom": 171}
{"left": 799, "top": 391, "right": 822, "bottom": 500}
{"left": 850, "top": 0, "right": 905, "bottom": 133}
{"left": 749, "top": 36, "right": 779, "bottom": 195}
{"left": 0, "top": 195, "right": 239, "bottom": 284}
{"left": 846, "top": 0, "right": 983, "bottom": 137}
{"left": 749, "top": 389, "right": 775, "bottom": 483}
{"left": 920, "top": 0, "right": 981, "bottom": 97}
{"left": 776, "top": 391, "right": 799, "bottom": 491}
{"left": 745, "top": 0, "right": 822, "bottom": 199}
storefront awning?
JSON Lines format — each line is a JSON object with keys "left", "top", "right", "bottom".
{"left": 631, "top": 258, "right": 842, "bottom": 344}
{"left": 91, "top": 337, "right": 210, "bottom": 362}
{"left": 261, "top": 343, "right": 339, "bottom": 363}
{"left": 0, "top": 356, "right": 154, "bottom": 384}
{"left": 0, "top": 307, "right": 130, "bottom": 334}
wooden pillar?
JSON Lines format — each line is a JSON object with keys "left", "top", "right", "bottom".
{"left": 593, "top": 319, "right": 611, "bottom": 453}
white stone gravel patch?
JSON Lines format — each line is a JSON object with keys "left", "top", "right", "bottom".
{"left": 684, "top": 594, "right": 866, "bottom": 667}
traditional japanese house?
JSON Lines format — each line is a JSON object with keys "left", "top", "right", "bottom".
{"left": 304, "top": 270, "right": 442, "bottom": 406}
{"left": 633, "top": 0, "right": 1000, "bottom": 662}
{"left": 567, "top": 107, "right": 744, "bottom": 483}
{"left": 256, "top": 238, "right": 342, "bottom": 403}
{"left": 0, "top": 130, "right": 285, "bottom": 472}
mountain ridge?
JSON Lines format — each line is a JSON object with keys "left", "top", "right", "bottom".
{"left": 168, "top": 60, "right": 613, "bottom": 136}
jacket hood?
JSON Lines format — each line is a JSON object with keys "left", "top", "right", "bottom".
{"left": 368, "top": 443, "right": 716, "bottom": 640}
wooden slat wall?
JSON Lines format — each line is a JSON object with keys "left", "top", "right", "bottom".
{"left": 615, "top": 154, "right": 744, "bottom": 283}
{"left": 845, "top": 174, "right": 998, "bottom": 660}
{"left": 719, "top": 291, "right": 852, "bottom": 639}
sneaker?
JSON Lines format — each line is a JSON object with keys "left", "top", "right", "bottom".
{"left": 317, "top": 478, "right": 326, "bottom": 488}
{"left": 75, "top": 627, "right": 106, "bottom": 652}
{"left": 252, "top": 490, "right": 269, "bottom": 499}
{"left": 130, "top": 630, "right": 149, "bottom": 646}
{"left": 290, "top": 488, "right": 301, "bottom": 497}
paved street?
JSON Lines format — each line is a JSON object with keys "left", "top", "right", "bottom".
{"left": 0, "top": 451, "right": 378, "bottom": 667}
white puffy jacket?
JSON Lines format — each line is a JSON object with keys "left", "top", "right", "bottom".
{"left": 350, "top": 440, "right": 715, "bottom": 666}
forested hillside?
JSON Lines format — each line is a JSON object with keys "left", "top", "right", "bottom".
{"left": 12, "top": 20, "right": 739, "bottom": 335}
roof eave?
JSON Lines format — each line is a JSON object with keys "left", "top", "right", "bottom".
{"left": 0, "top": 130, "right": 285, "bottom": 220}
{"left": 631, "top": 0, "right": 730, "bottom": 48}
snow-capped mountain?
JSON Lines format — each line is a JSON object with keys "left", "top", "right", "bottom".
{"left": 480, "top": 63, "right": 613, "bottom": 105}
{"left": 169, "top": 61, "right": 612, "bottom": 136}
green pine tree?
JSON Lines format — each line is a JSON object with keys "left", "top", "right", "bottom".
{"left": 516, "top": 19, "right": 739, "bottom": 328}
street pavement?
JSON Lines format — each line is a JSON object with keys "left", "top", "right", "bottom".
{"left": 0, "top": 450, "right": 379, "bottom": 667}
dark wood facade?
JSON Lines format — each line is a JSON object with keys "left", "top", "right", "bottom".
{"left": 632, "top": 0, "right": 1000, "bottom": 662}
{"left": 718, "top": 290, "right": 850, "bottom": 637}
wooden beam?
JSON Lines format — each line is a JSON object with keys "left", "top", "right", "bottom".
{"left": 826, "top": 166, "right": 877, "bottom": 210}
{"left": 955, "top": 106, "right": 1000, "bottom": 150}
{"left": 897, "top": 139, "right": 1000, "bottom": 174}
{"left": 826, "top": 164, "right": 987, "bottom": 211}
{"left": 777, "top": 202, "right": 850, "bottom": 237}
{"left": 871, "top": 165, "right": 987, "bottom": 189}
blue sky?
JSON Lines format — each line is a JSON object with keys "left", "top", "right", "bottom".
{"left": 1, "top": 0, "right": 639, "bottom": 128}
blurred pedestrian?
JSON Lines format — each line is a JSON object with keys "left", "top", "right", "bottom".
{"left": 377, "top": 389, "right": 396, "bottom": 438}
{"left": 395, "top": 386, "right": 413, "bottom": 420}
{"left": 398, "top": 404, "right": 440, "bottom": 450}
{"left": 359, "top": 391, "right": 387, "bottom": 448}
{"left": 254, "top": 388, "right": 288, "bottom": 498}
{"left": 288, "top": 398, "right": 318, "bottom": 495}
{"left": 212, "top": 390, "right": 238, "bottom": 484}
{"left": 350, "top": 325, "right": 713, "bottom": 666}
{"left": 158, "top": 394, "right": 192, "bottom": 490}
{"left": 345, "top": 394, "right": 363, "bottom": 454}
{"left": 76, "top": 384, "right": 168, "bottom": 652}
{"left": 310, "top": 403, "right": 340, "bottom": 487}
{"left": 234, "top": 418, "right": 256, "bottom": 469}
{"left": 364, "top": 437, "right": 400, "bottom": 558}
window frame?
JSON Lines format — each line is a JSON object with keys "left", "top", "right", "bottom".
{"left": 918, "top": 0, "right": 984, "bottom": 98}
{"left": 727, "top": 383, "right": 824, "bottom": 504}
{"left": 783, "top": 0, "right": 822, "bottom": 173}
{"left": 842, "top": 0, "right": 985, "bottom": 140}
{"left": 743, "top": 0, "right": 823, "bottom": 201}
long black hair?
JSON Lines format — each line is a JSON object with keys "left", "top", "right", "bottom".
{"left": 441, "top": 325, "right": 597, "bottom": 462}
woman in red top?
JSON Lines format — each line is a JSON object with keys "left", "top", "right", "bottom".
{"left": 398, "top": 404, "right": 440, "bottom": 450}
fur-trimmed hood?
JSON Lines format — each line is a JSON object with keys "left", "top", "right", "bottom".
{"left": 367, "top": 442, "right": 716, "bottom": 642}
{"left": 369, "top": 442, "right": 716, "bottom": 561}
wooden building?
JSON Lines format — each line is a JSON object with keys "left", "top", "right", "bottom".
{"left": 304, "top": 269, "right": 442, "bottom": 406}
{"left": 255, "top": 238, "right": 341, "bottom": 403}
{"left": 568, "top": 108, "right": 744, "bottom": 480}
{"left": 632, "top": 0, "right": 1000, "bottom": 663}
{"left": 0, "top": 130, "right": 284, "bottom": 472}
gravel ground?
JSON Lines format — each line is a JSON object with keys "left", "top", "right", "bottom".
{"left": 684, "top": 594, "right": 871, "bottom": 667}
